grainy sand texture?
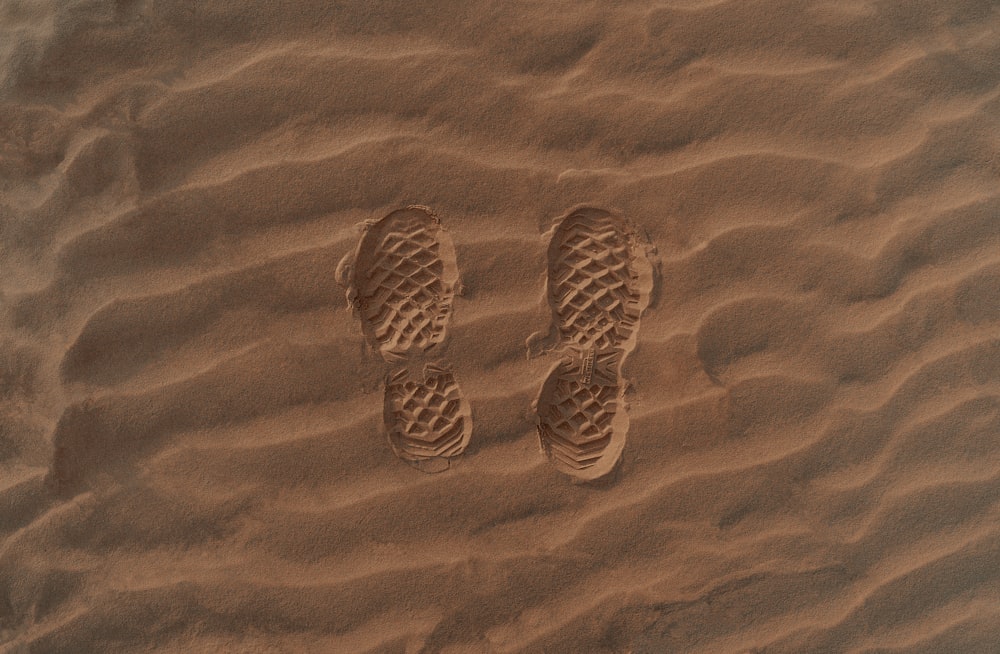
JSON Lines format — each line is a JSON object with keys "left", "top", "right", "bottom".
{"left": 3, "top": 1, "right": 1000, "bottom": 652}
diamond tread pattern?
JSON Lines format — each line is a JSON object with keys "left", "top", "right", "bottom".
{"left": 356, "top": 211, "right": 452, "bottom": 360}
{"left": 548, "top": 212, "right": 644, "bottom": 351}
{"left": 385, "top": 366, "right": 470, "bottom": 461}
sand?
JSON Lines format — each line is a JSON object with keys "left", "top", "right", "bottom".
{"left": 2, "top": 0, "right": 1000, "bottom": 652}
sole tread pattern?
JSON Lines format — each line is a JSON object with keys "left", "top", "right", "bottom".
{"left": 548, "top": 211, "right": 645, "bottom": 351}
{"left": 340, "top": 206, "right": 471, "bottom": 471}
{"left": 384, "top": 364, "right": 472, "bottom": 468}
{"left": 350, "top": 207, "right": 456, "bottom": 361}
{"left": 535, "top": 208, "right": 652, "bottom": 480}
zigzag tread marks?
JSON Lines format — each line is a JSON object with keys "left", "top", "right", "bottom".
{"left": 536, "top": 355, "right": 626, "bottom": 480}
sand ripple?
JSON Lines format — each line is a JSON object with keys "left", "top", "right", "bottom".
{"left": 3, "top": 0, "right": 999, "bottom": 651}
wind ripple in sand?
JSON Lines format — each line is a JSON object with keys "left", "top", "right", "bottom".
{"left": 3, "top": 0, "right": 1000, "bottom": 652}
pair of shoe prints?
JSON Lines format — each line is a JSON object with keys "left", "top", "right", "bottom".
{"left": 336, "top": 206, "right": 654, "bottom": 480}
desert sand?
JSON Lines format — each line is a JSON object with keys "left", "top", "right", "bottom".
{"left": 3, "top": 0, "right": 1000, "bottom": 652}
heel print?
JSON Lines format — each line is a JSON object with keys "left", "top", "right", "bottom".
{"left": 384, "top": 364, "right": 472, "bottom": 473}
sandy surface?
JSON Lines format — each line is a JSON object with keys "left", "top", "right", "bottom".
{"left": 3, "top": 1, "right": 1000, "bottom": 652}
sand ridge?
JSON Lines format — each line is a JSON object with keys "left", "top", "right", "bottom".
{"left": 2, "top": 0, "right": 1000, "bottom": 652}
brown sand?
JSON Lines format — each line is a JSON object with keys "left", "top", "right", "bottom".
{"left": 3, "top": 1, "right": 1000, "bottom": 652}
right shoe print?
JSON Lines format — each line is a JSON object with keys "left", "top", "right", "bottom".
{"left": 530, "top": 207, "right": 653, "bottom": 480}
{"left": 337, "top": 205, "right": 472, "bottom": 473}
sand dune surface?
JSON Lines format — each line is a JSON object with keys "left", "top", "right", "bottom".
{"left": 3, "top": 0, "right": 1000, "bottom": 652}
